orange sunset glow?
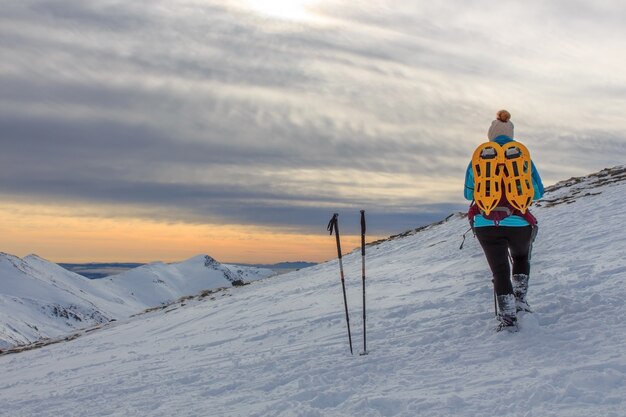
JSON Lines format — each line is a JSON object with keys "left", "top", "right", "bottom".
{"left": 0, "top": 202, "right": 374, "bottom": 264}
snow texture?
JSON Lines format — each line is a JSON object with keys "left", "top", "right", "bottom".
{"left": 1, "top": 166, "right": 625, "bottom": 417}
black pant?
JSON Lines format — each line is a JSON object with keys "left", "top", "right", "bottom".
{"left": 475, "top": 226, "right": 533, "bottom": 296}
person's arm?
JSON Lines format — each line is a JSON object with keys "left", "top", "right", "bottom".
{"left": 464, "top": 162, "right": 474, "bottom": 201}
{"left": 531, "top": 162, "right": 544, "bottom": 200}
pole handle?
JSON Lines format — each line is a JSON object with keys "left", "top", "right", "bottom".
{"left": 327, "top": 213, "right": 342, "bottom": 259}
{"left": 327, "top": 213, "right": 338, "bottom": 235}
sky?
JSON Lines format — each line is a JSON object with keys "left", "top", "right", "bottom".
{"left": 1, "top": 0, "right": 625, "bottom": 264}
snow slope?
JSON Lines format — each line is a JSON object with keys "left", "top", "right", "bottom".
{"left": 0, "top": 254, "right": 274, "bottom": 349}
{"left": 0, "top": 253, "right": 116, "bottom": 349}
{"left": 92, "top": 255, "right": 252, "bottom": 310}
{"left": 1, "top": 166, "right": 625, "bottom": 417}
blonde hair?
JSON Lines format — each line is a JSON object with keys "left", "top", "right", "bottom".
{"left": 496, "top": 110, "right": 511, "bottom": 123}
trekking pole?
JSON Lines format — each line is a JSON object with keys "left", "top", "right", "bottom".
{"left": 492, "top": 279, "right": 497, "bottom": 317}
{"left": 359, "top": 210, "right": 368, "bottom": 356}
{"left": 327, "top": 213, "right": 353, "bottom": 355}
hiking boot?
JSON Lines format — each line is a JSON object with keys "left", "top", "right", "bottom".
{"left": 496, "top": 294, "right": 518, "bottom": 332}
{"left": 512, "top": 274, "right": 532, "bottom": 313}
{"left": 496, "top": 315, "right": 519, "bottom": 332}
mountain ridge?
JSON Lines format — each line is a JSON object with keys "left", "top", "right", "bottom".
{"left": 60, "top": 260, "right": 316, "bottom": 279}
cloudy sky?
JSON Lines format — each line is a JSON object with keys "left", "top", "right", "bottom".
{"left": 1, "top": 0, "right": 625, "bottom": 263}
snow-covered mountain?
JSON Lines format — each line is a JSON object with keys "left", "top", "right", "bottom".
{"left": 93, "top": 254, "right": 249, "bottom": 311}
{"left": 0, "top": 254, "right": 274, "bottom": 349}
{"left": 1, "top": 166, "right": 625, "bottom": 417}
{"left": 0, "top": 253, "right": 114, "bottom": 348}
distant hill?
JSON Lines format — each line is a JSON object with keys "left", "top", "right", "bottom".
{"left": 59, "top": 263, "right": 144, "bottom": 279}
{"left": 61, "top": 261, "right": 316, "bottom": 279}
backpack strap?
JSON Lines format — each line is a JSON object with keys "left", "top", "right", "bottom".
{"left": 467, "top": 201, "right": 537, "bottom": 227}
{"left": 520, "top": 209, "right": 538, "bottom": 226}
{"left": 467, "top": 201, "right": 480, "bottom": 228}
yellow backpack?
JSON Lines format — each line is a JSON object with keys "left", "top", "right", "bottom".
{"left": 471, "top": 141, "right": 534, "bottom": 216}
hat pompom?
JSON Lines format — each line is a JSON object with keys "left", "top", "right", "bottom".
{"left": 497, "top": 110, "right": 511, "bottom": 123}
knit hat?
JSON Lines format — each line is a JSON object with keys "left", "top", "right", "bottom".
{"left": 487, "top": 110, "right": 514, "bottom": 140}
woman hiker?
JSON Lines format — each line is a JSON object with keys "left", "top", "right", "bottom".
{"left": 464, "top": 110, "right": 545, "bottom": 331}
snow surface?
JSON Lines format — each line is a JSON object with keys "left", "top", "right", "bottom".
{"left": 1, "top": 166, "right": 626, "bottom": 416}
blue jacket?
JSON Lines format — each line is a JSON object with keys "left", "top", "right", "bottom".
{"left": 464, "top": 136, "right": 545, "bottom": 227}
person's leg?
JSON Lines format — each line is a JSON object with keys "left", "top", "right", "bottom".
{"left": 476, "top": 226, "right": 518, "bottom": 329}
{"left": 475, "top": 227, "right": 513, "bottom": 296}
{"left": 507, "top": 226, "right": 533, "bottom": 276}
{"left": 506, "top": 226, "right": 533, "bottom": 311}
